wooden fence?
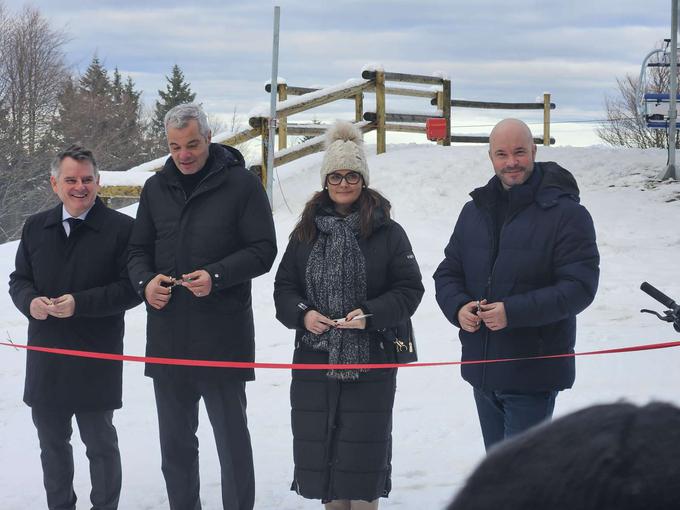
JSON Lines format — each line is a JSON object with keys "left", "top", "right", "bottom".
{"left": 99, "top": 69, "right": 555, "bottom": 201}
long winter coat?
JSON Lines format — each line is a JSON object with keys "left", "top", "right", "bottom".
{"left": 433, "top": 162, "right": 600, "bottom": 391}
{"left": 127, "top": 144, "right": 277, "bottom": 381}
{"left": 274, "top": 204, "right": 424, "bottom": 502}
{"left": 8, "top": 198, "right": 140, "bottom": 411}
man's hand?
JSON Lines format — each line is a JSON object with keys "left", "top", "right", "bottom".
{"left": 180, "top": 269, "right": 212, "bottom": 298}
{"left": 145, "top": 274, "right": 174, "bottom": 310}
{"left": 48, "top": 294, "right": 75, "bottom": 318}
{"left": 335, "top": 308, "right": 367, "bottom": 330}
{"left": 29, "top": 297, "right": 53, "bottom": 320}
{"left": 458, "top": 300, "right": 484, "bottom": 332}
{"left": 478, "top": 301, "right": 507, "bottom": 331}
{"left": 304, "top": 310, "right": 336, "bottom": 335}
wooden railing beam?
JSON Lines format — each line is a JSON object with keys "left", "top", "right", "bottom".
{"left": 250, "top": 81, "right": 373, "bottom": 128}
{"left": 384, "top": 86, "right": 437, "bottom": 99}
{"left": 364, "top": 112, "right": 441, "bottom": 123}
{"left": 218, "top": 128, "right": 260, "bottom": 147}
{"left": 384, "top": 123, "right": 427, "bottom": 133}
{"left": 434, "top": 98, "right": 557, "bottom": 109}
{"left": 267, "top": 83, "right": 436, "bottom": 100}
{"left": 362, "top": 70, "right": 444, "bottom": 85}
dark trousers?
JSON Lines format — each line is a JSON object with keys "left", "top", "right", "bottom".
{"left": 31, "top": 407, "right": 121, "bottom": 510}
{"left": 473, "top": 387, "right": 558, "bottom": 451}
{"left": 153, "top": 377, "right": 255, "bottom": 510}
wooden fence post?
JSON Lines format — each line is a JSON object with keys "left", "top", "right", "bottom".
{"left": 435, "top": 89, "right": 443, "bottom": 146}
{"left": 355, "top": 92, "right": 364, "bottom": 123}
{"left": 260, "top": 119, "right": 269, "bottom": 188}
{"left": 543, "top": 92, "right": 551, "bottom": 147}
{"left": 442, "top": 79, "right": 451, "bottom": 147}
{"left": 278, "top": 83, "right": 288, "bottom": 150}
{"left": 375, "top": 70, "right": 386, "bottom": 154}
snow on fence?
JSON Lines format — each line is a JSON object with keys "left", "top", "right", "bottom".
{"left": 99, "top": 69, "right": 555, "bottom": 202}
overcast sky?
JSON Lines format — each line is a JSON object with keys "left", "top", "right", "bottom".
{"left": 3, "top": 0, "right": 673, "bottom": 146}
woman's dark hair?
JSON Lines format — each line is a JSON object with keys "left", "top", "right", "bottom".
{"left": 290, "top": 187, "right": 391, "bottom": 242}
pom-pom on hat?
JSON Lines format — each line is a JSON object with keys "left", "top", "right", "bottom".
{"left": 320, "top": 121, "right": 369, "bottom": 187}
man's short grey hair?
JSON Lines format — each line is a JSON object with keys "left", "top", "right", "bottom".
{"left": 164, "top": 103, "right": 211, "bottom": 139}
{"left": 50, "top": 144, "right": 98, "bottom": 178}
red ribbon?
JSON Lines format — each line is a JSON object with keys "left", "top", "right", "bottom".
{"left": 2, "top": 339, "right": 680, "bottom": 369}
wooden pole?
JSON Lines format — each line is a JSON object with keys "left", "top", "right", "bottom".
{"left": 442, "top": 79, "right": 451, "bottom": 147}
{"left": 543, "top": 92, "right": 551, "bottom": 147}
{"left": 435, "top": 88, "right": 444, "bottom": 146}
{"left": 278, "top": 83, "right": 288, "bottom": 150}
{"left": 376, "top": 70, "right": 386, "bottom": 154}
{"left": 355, "top": 92, "right": 364, "bottom": 123}
{"left": 260, "top": 120, "right": 269, "bottom": 188}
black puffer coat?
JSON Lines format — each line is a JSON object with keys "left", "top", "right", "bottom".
{"left": 434, "top": 162, "right": 600, "bottom": 391}
{"left": 9, "top": 198, "right": 141, "bottom": 411}
{"left": 274, "top": 203, "right": 424, "bottom": 502}
{"left": 127, "top": 144, "right": 277, "bottom": 381}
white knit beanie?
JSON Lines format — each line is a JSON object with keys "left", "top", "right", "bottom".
{"left": 319, "top": 121, "right": 369, "bottom": 187}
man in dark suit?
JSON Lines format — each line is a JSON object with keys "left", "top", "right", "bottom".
{"left": 9, "top": 145, "right": 140, "bottom": 510}
{"left": 128, "top": 103, "right": 277, "bottom": 510}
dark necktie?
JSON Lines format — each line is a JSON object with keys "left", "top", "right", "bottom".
{"left": 66, "top": 217, "right": 83, "bottom": 235}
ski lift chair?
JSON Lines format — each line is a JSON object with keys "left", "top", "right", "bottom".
{"left": 643, "top": 92, "right": 680, "bottom": 129}
{"left": 637, "top": 39, "right": 680, "bottom": 129}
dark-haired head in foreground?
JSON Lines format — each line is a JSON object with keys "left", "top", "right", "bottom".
{"left": 447, "top": 402, "right": 680, "bottom": 510}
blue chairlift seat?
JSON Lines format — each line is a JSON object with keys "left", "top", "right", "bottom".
{"left": 643, "top": 93, "right": 680, "bottom": 128}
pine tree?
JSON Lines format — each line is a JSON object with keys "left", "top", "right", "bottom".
{"left": 50, "top": 56, "right": 148, "bottom": 171}
{"left": 150, "top": 64, "right": 196, "bottom": 154}
{"left": 75, "top": 56, "right": 113, "bottom": 149}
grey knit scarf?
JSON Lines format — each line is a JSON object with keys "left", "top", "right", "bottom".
{"left": 301, "top": 211, "right": 370, "bottom": 380}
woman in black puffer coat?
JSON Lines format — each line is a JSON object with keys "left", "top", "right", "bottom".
{"left": 274, "top": 121, "right": 424, "bottom": 510}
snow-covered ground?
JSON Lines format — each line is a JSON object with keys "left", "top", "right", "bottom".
{"left": 1, "top": 143, "right": 679, "bottom": 509}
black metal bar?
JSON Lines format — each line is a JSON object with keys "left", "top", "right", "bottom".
{"left": 450, "top": 135, "right": 555, "bottom": 144}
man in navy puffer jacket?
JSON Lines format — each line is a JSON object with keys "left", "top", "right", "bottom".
{"left": 433, "top": 118, "right": 599, "bottom": 451}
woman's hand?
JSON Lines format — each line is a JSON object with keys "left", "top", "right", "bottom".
{"left": 304, "top": 310, "right": 336, "bottom": 335}
{"left": 335, "top": 308, "right": 367, "bottom": 330}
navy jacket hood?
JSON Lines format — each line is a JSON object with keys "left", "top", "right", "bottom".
{"left": 471, "top": 161, "right": 580, "bottom": 214}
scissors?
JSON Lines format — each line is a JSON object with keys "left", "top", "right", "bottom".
{"left": 333, "top": 313, "right": 373, "bottom": 323}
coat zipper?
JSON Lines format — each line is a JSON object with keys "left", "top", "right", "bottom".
{"left": 480, "top": 190, "right": 528, "bottom": 387}
{"left": 481, "top": 207, "right": 509, "bottom": 388}
{"left": 170, "top": 167, "right": 222, "bottom": 273}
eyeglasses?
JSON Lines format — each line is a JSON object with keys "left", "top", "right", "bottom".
{"left": 326, "top": 172, "right": 362, "bottom": 185}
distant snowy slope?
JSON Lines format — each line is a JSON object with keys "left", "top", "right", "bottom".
{"left": 1, "top": 144, "right": 678, "bottom": 509}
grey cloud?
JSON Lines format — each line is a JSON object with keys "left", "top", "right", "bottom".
{"left": 1, "top": 0, "right": 672, "bottom": 145}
